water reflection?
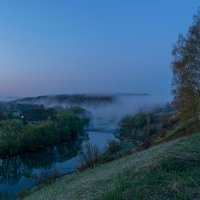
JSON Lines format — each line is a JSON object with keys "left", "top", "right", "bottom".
{"left": 0, "top": 157, "right": 24, "bottom": 185}
{"left": 0, "top": 140, "right": 84, "bottom": 184}
{"left": 0, "top": 131, "right": 116, "bottom": 199}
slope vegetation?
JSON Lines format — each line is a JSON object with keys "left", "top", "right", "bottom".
{"left": 23, "top": 133, "right": 200, "bottom": 200}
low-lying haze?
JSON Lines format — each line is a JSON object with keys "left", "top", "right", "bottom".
{"left": 14, "top": 93, "right": 171, "bottom": 126}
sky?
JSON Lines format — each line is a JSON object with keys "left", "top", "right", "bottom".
{"left": 0, "top": 0, "right": 199, "bottom": 98}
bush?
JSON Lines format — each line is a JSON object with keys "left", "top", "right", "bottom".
{"left": 22, "top": 123, "right": 56, "bottom": 151}
{"left": 33, "top": 168, "right": 60, "bottom": 187}
{"left": 77, "top": 142, "right": 100, "bottom": 171}
{"left": 106, "top": 140, "right": 121, "bottom": 154}
{"left": 18, "top": 189, "right": 31, "bottom": 199}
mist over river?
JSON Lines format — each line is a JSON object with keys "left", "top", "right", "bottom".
{"left": 0, "top": 94, "right": 169, "bottom": 199}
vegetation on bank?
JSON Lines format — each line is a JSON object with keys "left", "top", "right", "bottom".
{"left": 22, "top": 133, "right": 200, "bottom": 200}
{"left": 18, "top": 100, "right": 199, "bottom": 199}
{"left": 95, "top": 104, "right": 199, "bottom": 165}
{"left": 116, "top": 103, "right": 175, "bottom": 144}
{"left": 0, "top": 106, "right": 90, "bottom": 158}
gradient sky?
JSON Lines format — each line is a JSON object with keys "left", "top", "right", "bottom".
{"left": 0, "top": 1, "right": 199, "bottom": 98}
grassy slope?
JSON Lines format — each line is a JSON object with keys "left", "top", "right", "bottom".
{"left": 151, "top": 117, "right": 200, "bottom": 145}
{"left": 23, "top": 133, "right": 200, "bottom": 200}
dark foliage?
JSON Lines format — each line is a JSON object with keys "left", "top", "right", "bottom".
{"left": 0, "top": 106, "right": 90, "bottom": 158}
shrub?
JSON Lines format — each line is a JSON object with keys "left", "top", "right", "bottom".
{"left": 33, "top": 168, "right": 60, "bottom": 187}
{"left": 22, "top": 123, "right": 55, "bottom": 151}
{"left": 106, "top": 140, "right": 121, "bottom": 154}
{"left": 18, "top": 189, "right": 31, "bottom": 199}
{"left": 77, "top": 142, "right": 100, "bottom": 171}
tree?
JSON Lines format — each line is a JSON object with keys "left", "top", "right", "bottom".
{"left": 0, "top": 120, "right": 23, "bottom": 156}
{"left": 172, "top": 9, "right": 200, "bottom": 120}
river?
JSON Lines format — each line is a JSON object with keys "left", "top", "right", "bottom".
{"left": 0, "top": 118, "right": 117, "bottom": 199}
{"left": 0, "top": 94, "right": 169, "bottom": 199}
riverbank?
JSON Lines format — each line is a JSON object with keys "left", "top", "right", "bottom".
{"left": 22, "top": 133, "right": 200, "bottom": 199}
{"left": 0, "top": 106, "right": 90, "bottom": 158}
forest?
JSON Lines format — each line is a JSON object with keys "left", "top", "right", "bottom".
{"left": 0, "top": 103, "right": 90, "bottom": 158}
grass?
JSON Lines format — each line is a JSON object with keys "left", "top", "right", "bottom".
{"left": 151, "top": 117, "right": 200, "bottom": 145}
{"left": 22, "top": 132, "right": 200, "bottom": 200}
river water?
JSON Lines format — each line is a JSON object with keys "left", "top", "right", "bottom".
{"left": 0, "top": 95, "right": 169, "bottom": 199}
{"left": 0, "top": 118, "right": 117, "bottom": 199}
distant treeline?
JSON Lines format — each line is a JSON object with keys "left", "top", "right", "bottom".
{"left": 0, "top": 102, "right": 56, "bottom": 121}
{"left": 13, "top": 94, "right": 116, "bottom": 106}
{"left": 0, "top": 106, "right": 90, "bottom": 158}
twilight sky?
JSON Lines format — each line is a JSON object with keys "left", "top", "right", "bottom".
{"left": 0, "top": 1, "right": 199, "bottom": 98}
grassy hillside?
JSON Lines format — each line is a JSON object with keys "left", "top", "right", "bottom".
{"left": 23, "top": 133, "right": 200, "bottom": 200}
